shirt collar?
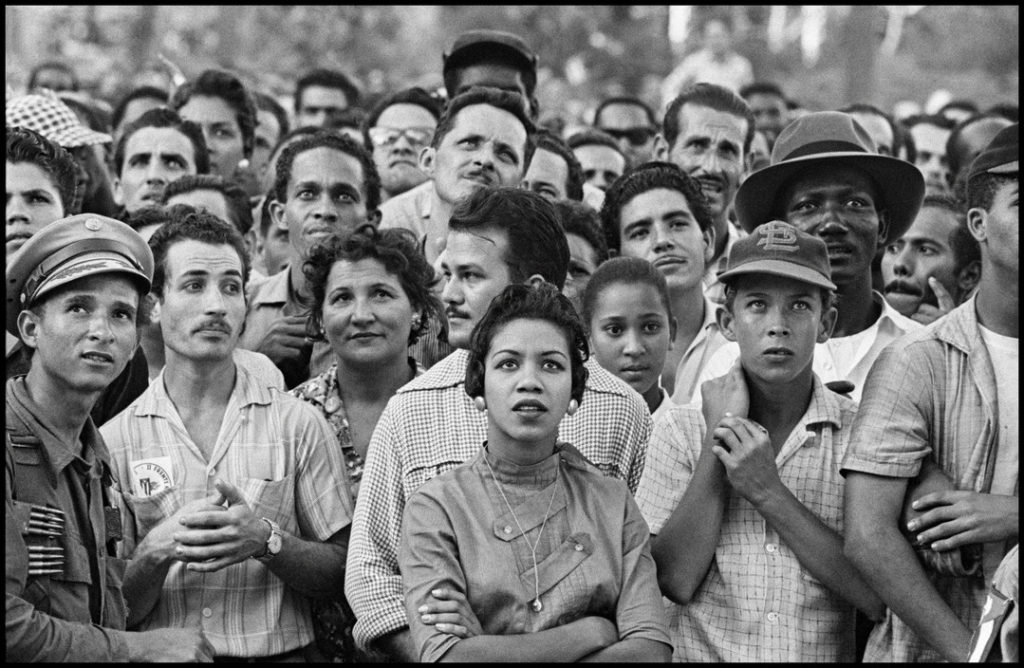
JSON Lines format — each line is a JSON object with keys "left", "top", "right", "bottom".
{"left": 872, "top": 290, "right": 922, "bottom": 335}
{"left": 801, "top": 374, "right": 846, "bottom": 433}
{"left": 135, "top": 360, "right": 274, "bottom": 418}
{"left": 249, "top": 267, "right": 294, "bottom": 308}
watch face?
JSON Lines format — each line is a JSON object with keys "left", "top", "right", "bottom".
{"left": 267, "top": 531, "right": 283, "bottom": 554}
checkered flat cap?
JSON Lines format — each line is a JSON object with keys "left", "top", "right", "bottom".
{"left": 6, "top": 92, "right": 111, "bottom": 148}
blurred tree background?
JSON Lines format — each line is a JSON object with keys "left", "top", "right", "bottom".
{"left": 5, "top": 5, "right": 1018, "bottom": 122}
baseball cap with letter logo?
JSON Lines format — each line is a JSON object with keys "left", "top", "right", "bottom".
{"left": 718, "top": 220, "right": 836, "bottom": 290}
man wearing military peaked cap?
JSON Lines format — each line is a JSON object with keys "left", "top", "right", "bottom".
{"left": 5, "top": 212, "right": 215, "bottom": 661}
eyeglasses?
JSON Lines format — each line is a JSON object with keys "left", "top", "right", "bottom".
{"left": 601, "top": 127, "right": 656, "bottom": 146}
{"left": 368, "top": 126, "right": 434, "bottom": 148}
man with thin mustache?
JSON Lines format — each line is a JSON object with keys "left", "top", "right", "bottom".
{"left": 101, "top": 209, "right": 354, "bottom": 661}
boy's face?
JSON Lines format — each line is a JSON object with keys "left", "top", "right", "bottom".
{"left": 719, "top": 274, "right": 836, "bottom": 387}
{"left": 7, "top": 161, "right": 66, "bottom": 258}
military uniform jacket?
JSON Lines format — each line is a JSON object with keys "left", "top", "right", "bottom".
{"left": 5, "top": 376, "right": 131, "bottom": 661}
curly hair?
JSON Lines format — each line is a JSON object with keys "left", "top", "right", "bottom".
{"left": 170, "top": 68, "right": 257, "bottom": 159}
{"left": 302, "top": 226, "right": 442, "bottom": 346}
{"left": 272, "top": 131, "right": 381, "bottom": 213}
{"left": 6, "top": 125, "right": 79, "bottom": 214}
{"left": 464, "top": 282, "right": 589, "bottom": 405}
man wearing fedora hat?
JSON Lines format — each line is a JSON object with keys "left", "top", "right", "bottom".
{"left": 841, "top": 125, "right": 1019, "bottom": 662}
{"left": 637, "top": 220, "right": 884, "bottom": 661}
{"left": 6, "top": 214, "right": 213, "bottom": 661}
{"left": 696, "top": 110, "right": 926, "bottom": 402}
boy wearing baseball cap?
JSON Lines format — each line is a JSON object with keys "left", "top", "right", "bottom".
{"left": 842, "top": 125, "right": 1019, "bottom": 662}
{"left": 636, "top": 220, "right": 883, "bottom": 661}
{"left": 6, "top": 214, "right": 212, "bottom": 660}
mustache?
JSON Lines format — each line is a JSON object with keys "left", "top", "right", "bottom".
{"left": 884, "top": 279, "right": 922, "bottom": 296}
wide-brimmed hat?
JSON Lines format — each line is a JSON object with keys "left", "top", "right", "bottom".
{"left": 735, "top": 111, "right": 924, "bottom": 241}
{"left": 718, "top": 220, "right": 836, "bottom": 291}
{"left": 6, "top": 92, "right": 112, "bottom": 148}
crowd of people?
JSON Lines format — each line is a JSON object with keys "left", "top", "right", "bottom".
{"left": 5, "top": 17, "right": 1018, "bottom": 664}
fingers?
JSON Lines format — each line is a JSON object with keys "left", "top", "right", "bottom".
{"left": 175, "top": 539, "right": 247, "bottom": 562}
{"left": 910, "top": 305, "right": 944, "bottom": 326}
{"left": 213, "top": 478, "right": 246, "bottom": 506}
{"left": 180, "top": 509, "right": 236, "bottom": 528}
{"left": 910, "top": 489, "right": 960, "bottom": 512}
{"left": 928, "top": 276, "right": 956, "bottom": 312}
{"left": 432, "top": 622, "right": 470, "bottom": 638}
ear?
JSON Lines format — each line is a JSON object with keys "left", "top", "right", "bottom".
{"left": 652, "top": 133, "right": 669, "bottom": 161}
{"left": 525, "top": 273, "right": 546, "bottom": 289}
{"left": 419, "top": 146, "right": 437, "bottom": 177}
{"left": 147, "top": 295, "right": 162, "bottom": 326}
{"left": 967, "top": 207, "right": 988, "bottom": 243}
{"left": 818, "top": 304, "right": 839, "bottom": 343}
{"left": 702, "top": 225, "right": 717, "bottom": 265}
{"left": 955, "top": 260, "right": 981, "bottom": 299}
{"left": 112, "top": 176, "right": 125, "bottom": 206}
{"left": 17, "top": 310, "right": 41, "bottom": 350}
{"left": 876, "top": 211, "right": 892, "bottom": 248}
{"left": 715, "top": 304, "right": 737, "bottom": 342}
{"left": 269, "top": 199, "right": 288, "bottom": 239}
{"left": 667, "top": 316, "right": 679, "bottom": 350}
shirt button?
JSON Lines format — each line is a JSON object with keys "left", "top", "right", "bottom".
{"left": 202, "top": 607, "right": 212, "bottom": 618}
{"left": 767, "top": 611, "right": 778, "bottom": 623}
{"left": 503, "top": 526, "right": 513, "bottom": 535}
{"left": 766, "top": 543, "right": 778, "bottom": 553}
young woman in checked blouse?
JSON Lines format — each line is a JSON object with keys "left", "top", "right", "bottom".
{"left": 289, "top": 226, "right": 441, "bottom": 660}
{"left": 398, "top": 283, "right": 671, "bottom": 662}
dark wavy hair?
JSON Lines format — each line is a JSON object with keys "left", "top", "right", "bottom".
{"left": 465, "top": 282, "right": 589, "bottom": 405}
{"left": 663, "top": 82, "right": 755, "bottom": 155}
{"left": 161, "top": 173, "right": 253, "bottom": 235}
{"left": 554, "top": 200, "right": 609, "bottom": 264}
{"left": 534, "top": 128, "right": 584, "bottom": 201}
{"left": 295, "top": 68, "right": 361, "bottom": 113}
{"left": 599, "top": 161, "right": 714, "bottom": 254}
{"left": 170, "top": 68, "right": 257, "bottom": 159}
{"left": 302, "top": 226, "right": 442, "bottom": 345}
{"left": 580, "top": 256, "right": 672, "bottom": 333}
{"left": 6, "top": 125, "right": 79, "bottom": 214}
{"left": 114, "top": 107, "right": 210, "bottom": 175}
{"left": 272, "top": 131, "right": 381, "bottom": 213}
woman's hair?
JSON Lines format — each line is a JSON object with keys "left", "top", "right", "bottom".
{"left": 302, "top": 226, "right": 442, "bottom": 345}
{"left": 465, "top": 282, "right": 589, "bottom": 405}
{"left": 580, "top": 257, "right": 672, "bottom": 333}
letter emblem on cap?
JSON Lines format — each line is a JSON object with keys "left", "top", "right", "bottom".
{"left": 84, "top": 218, "right": 102, "bottom": 231}
{"left": 757, "top": 222, "right": 798, "bottom": 252}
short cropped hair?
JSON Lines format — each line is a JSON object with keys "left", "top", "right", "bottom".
{"left": 580, "top": 256, "right": 672, "bottom": 333}
{"left": 593, "top": 96, "right": 659, "bottom": 129}
{"left": 112, "top": 85, "right": 169, "bottom": 132}
{"left": 161, "top": 173, "right": 253, "bottom": 235}
{"left": 148, "top": 204, "right": 251, "bottom": 298}
{"left": 295, "top": 68, "right": 361, "bottom": 113}
{"left": 431, "top": 87, "right": 537, "bottom": 167}
{"left": 739, "top": 81, "right": 785, "bottom": 100}
{"left": 566, "top": 128, "right": 623, "bottom": 156}
{"left": 113, "top": 107, "right": 210, "bottom": 175}
{"left": 967, "top": 171, "right": 1017, "bottom": 213}
{"left": 272, "top": 131, "right": 381, "bottom": 213}
{"left": 465, "top": 282, "right": 589, "bottom": 404}
{"left": 535, "top": 129, "right": 584, "bottom": 201}
{"left": 449, "top": 186, "right": 570, "bottom": 290}
{"left": 555, "top": 200, "right": 608, "bottom": 264}
{"left": 946, "top": 113, "right": 1014, "bottom": 179}
{"left": 361, "top": 87, "right": 444, "bottom": 150}
{"left": 123, "top": 204, "right": 170, "bottom": 235}
{"left": 302, "top": 226, "right": 442, "bottom": 345}
{"left": 599, "top": 161, "right": 714, "bottom": 254}
{"left": 903, "top": 113, "right": 956, "bottom": 133}
{"left": 6, "top": 125, "right": 79, "bottom": 213}
{"left": 170, "top": 68, "right": 258, "bottom": 159}
{"left": 28, "top": 61, "right": 78, "bottom": 92}
{"left": 663, "top": 83, "right": 755, "bottom": 155}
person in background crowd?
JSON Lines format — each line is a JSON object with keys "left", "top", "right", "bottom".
{"left": 170, "top": 68, "right": 257, "bottom": 184}
{"left": 102, "top": 209, "right": 352, "bottom": 661}
{"left": 904, "top": 113, "right": 957, "bottom": 197}
{"left": 111, "top": 85, "right": 169, "bottom": 140}
{"left": 582, "top": 257, "right": 676, "bottom": 419}
{"left": 288, "top": 226, "right": 442, "bottom": 661}
{"left": 328, "top": 107, "right": 369, "bottom": 144}
{"left": 739, "top": 81, "right": 789, "bottom": 150}
{"left": 6, "top": 213, "right": 214, "bottom": 661}
{"left": 362, "top": 87, "right": 443, "bottom": 202}
{"left": 162, "top": 173, "right": 253, "bottom": 241}
{"left": 111, "top": 107, "right": 208, "bottom": 215}
{"left": 842, "top": 124, "right": 1018, "bottom": 663}
{"left": 600, "top": 161, "right": 727, "bottom": 402}
{"left": 295, "top": 68, "right": 361, "bottom": 129}
{"left": 946, "top": 112, "right": 1015, "bottom": 202}
{"left": 442, "top": 29, "right": 539, "bottom": 118}
{"left": 345, "top": 186, "right": 652, "bottom": 662}
{"left": 637, "top": 221, "right": 884, "bottom": 662}
{"left": 594, "top": 96, "right": 660, "bottom": 167}
{"left": 655, "top": 82, "right": 755, "bottom": 305}
{"left": 250, "top": 92, "right": 290, "bottom": 199}
{"left": 239, "top": 132, "right": 382, "bottom": 388}
{"left": 661, "top": 16, "right": 754, "bottom": 104}
{"left": 249, "top": 187, "right": 291, "bottom": 280}
{"left": 881, "top": 195, "right": 981, "bottom": 324}
{"left": 557, "top": 198, "right": 608, "bottom": 315}
{"left": 257, "top": 125, "right": 322, "bottom": 195}
{"left": 698, "top": 111, "right": 925, "bottom": 403}
{"left": 399, "top": 282, "right": 672, "bottom": 662}
{"left": 568, "top": 128, "right": 628, "bottom": 193}
{"left": 523, "top": 128, "right": 585, "bottom": 202}
{"left": 939, "top": 99, "right": 980, "bottom": 125}
{"left": 27, "top": 60, "right": 78, "bottom": 93}
{"left": 842, "top": 103, "right": 900, "bottom": 157}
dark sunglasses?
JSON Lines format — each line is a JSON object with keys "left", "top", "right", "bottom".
{"left": 601, "top": 127, "right": 656, "bottom": 146}
{"left": 368, "top": 126, "right": 434, "bottom": 148}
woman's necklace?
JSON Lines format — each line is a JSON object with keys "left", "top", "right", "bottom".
{"left": 483, "top": 449, "right": 561, "bottom": 613}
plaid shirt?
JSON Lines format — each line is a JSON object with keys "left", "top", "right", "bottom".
{"left": 101, "top": 362, "right": 353, "bottom": 658}
{"left": 841, "top": 297, "right": 1013, "bottom": 662}
{"left": 635, "top": 376, "right": 860, "bottom": 662}
{"left": 345, "top": 349, "right": 652, "bottom": 649}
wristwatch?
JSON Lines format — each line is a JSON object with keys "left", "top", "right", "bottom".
{"left": 253, "top": 517, "right": 283, "bottom": 562}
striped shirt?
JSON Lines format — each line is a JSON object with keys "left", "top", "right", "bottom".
{"left": 345, "top": 350, "right": 652, "bottom": 649}
{"left": 636, "top": 376, "right": 860, "bottom": 662}
{"left": 841, "top": 297, "right": 1014, "bottom": 662}
{"left": 101, "top": 362, "right": 353, "bottom": 658}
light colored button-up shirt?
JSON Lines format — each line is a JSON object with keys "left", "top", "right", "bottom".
{"left": 670, "top": 295, "right": 730, "bottom": 405}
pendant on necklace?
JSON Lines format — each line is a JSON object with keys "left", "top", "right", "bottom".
{"left": 531, "top": 598, "right": 543, "bottom": 613}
